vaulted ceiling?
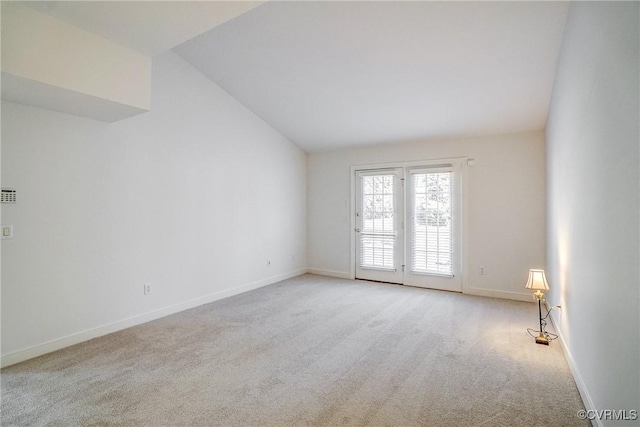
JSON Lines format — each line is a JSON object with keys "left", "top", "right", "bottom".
{"left": 175, "top": 1, "right": 568, "bottom": 152}
{"left": 18, "top": 1, "right": 569, "bottom": 153}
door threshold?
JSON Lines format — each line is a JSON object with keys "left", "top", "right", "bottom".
{"left": 356, "top": 278, "right": 462, "bottom": 293}
{"left": 355, "top": 278, "right": 402, "bottom": 286}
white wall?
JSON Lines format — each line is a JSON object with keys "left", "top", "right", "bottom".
{"left": 1, "top": 3, "right": 151, "bottom": 121}
{"left": 546, "top": 2, "right": 639, "bottom": 424}
{"left": 1, "top": 51, "right": 307, "bottom": 365}
{"left": 308, "top": 131, "right": 546, "bottom": 301}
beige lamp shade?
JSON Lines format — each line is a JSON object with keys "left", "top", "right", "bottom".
{"left": 525, "top": 269, "right": 550, "bottom": 291}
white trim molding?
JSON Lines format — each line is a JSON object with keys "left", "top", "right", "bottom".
{"left": 466, "top": 287, "right": 534, "bottom": 302}
{"left": 547, "top": 310, "right": 601, "bottom": 427}
{"left": 0, "top": 269, "right": 306, "bottom": 368}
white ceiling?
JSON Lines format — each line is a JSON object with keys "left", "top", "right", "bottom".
{"left": 22, "top": 1, "right": 569, "bottom": 153}
{"left": 175, "top": 1, "right": 569, "bottom": 153}
{"left": 23, "top": 1, "right": 264, "bottom": 56}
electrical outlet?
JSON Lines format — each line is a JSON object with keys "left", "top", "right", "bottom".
{"left": 479, "top": 266, "right": 485, "bottom": 275}
{"left": 144, "top": 283, "right": 152, "bottom": 295}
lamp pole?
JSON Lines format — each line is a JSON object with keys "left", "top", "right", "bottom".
{"left": 535, "top": 290, "right": 549, "bottom": 345}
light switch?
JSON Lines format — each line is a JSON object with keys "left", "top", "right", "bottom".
{"left": 1, "top": 225, "right": 13, "bottom": 239}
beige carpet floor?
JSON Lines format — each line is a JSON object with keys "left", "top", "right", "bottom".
{"left": 2, "top": 274, "right": 587, "bottom": 426}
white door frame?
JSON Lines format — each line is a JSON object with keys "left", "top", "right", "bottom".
{"left": 349, "top": 157, "right": 470, "bottom": 294}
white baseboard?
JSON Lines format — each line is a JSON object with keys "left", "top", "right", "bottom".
{"left": 465, "top": 286, "right": 534, "bottom": 302}
{"left": 305, "top": 273, "right": 534, "bottom": 303}
{"left": 306, "top": 268, "right": 351, "bottom": 279}
{"left": 0, "top": 268, "right": 306, "bottom": 368}
{"left": 548, "top": 310, "right": 600, "bottom": 427}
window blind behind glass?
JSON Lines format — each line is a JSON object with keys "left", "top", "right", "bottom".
{"left": 360, "top": 174, "right": 395, "bottom": 270}
{"left": 411, "top": 170, "right": 453, "bottom": 276}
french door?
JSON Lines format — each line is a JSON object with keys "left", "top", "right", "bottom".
{"left": 354, "top": 164, "right": 462, "bottom": 292}
{"left": 355, "top": 169, "right": 404, "bottom": 284}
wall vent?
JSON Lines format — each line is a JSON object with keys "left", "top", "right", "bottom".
{"left": 1, "top": 189, "right": 16, "bottom": 204}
